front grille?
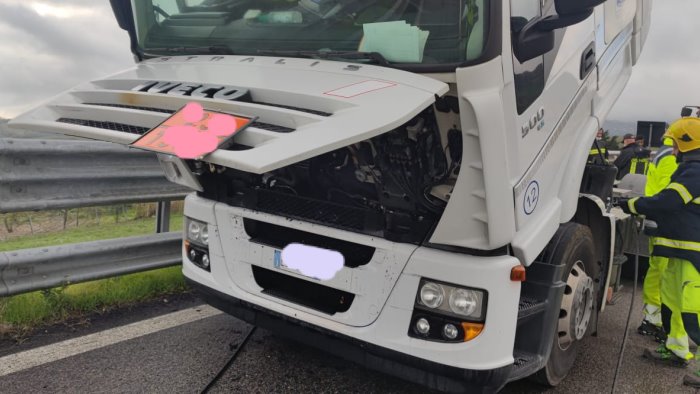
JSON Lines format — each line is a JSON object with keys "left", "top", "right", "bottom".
{"left": 57, "top": 118, "right": 150, "bottom": 135}
{"left": 250, "top": 121, "right": 294, "bottom": 133}
{"left": 224, "top": 143, "right": 253, "bottom": 151}
{"left": 253, "top": 266, "right": 354, "bottom": 315}
{"left": 252, "top": 101, "right": 332, "bottom": 117}
{"left": 256, "top": 188, "right": 381, "bottom": 232}
{"left": 84, "top": 103, "right": 174, "bottom": 114}
{"left": 243, "top": 218, "right": 375, "bottom": 268}
{"left": 84, "top": 103, "right": 295, "bottom": 133}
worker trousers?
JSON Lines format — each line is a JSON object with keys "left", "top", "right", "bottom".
{"left": 642, "top": 239, "right": 668, "bottom": 326}
{"left": 661, "top": 258, "right": 700, "bottom": 360}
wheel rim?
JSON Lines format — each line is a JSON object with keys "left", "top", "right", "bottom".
{"left": 557, "top": 261, "right": 594, "bottom": 350}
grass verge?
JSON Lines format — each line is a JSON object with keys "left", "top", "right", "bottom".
{"left": 0, "top": 212, "right": 187, "bottom": 336}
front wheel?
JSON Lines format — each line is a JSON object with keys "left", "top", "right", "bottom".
{"left": 531, "top": 223, "right": 599, "bottom": 386}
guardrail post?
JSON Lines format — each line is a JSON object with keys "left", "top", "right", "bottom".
{"left": 156, "top": 201, "right": 171, "bottom": 233}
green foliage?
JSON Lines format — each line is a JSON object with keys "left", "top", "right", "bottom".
{"left": 0, "top": 213, "right": 183, "bottom": 252}
{"left": 0, "top": 209, "right": 187, "bottom": 333}
{"left": 0, "top": 267, "right": 186, "bottom": 328}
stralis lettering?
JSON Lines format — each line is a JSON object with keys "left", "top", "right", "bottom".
{"left": 131, "top": 80, "right": 250, "bottom": 102}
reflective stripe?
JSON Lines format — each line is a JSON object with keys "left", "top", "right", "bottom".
{"left": 653, "top": 146, "right": 674, "bottom": 166}
{"left": 694, "top": 197, "right": 700, "bottom": 205}
{"left": 629, "top": 197, "right": 639, "bottom": 215}
{"left": 666, "top": 335, "right": 694, "bottom": 360}
{"left": 667, "top": 182, "right": 693, "bottom": 203}
{"left": 631, "top": 158, "right": 649, "bottom": 174}
{"left": 589, "top": 148, "right": 607, "bottom": 155}
{"left": 653, "top": 237, "right": 700, "bottom": 253}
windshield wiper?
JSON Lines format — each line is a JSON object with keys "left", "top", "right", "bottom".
{"left": 143, "top": 45, "right": 236, "bottom": 56}
{"left": 257, "top": 50, "right": 391, "bottom": 66}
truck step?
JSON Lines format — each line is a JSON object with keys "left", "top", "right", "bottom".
{"left": 517, "top": 297, "right": 547, "bottom": 321}
{"left": 510, "top": 351, "right": 544, "bottom": 381}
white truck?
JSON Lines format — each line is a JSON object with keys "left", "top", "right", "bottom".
{"left": 10, "top": 0, "right": 651, "bottom": 391}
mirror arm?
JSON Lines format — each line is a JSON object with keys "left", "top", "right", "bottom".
{"left": 536, "top": 10, "right": 593, "bottom": 31}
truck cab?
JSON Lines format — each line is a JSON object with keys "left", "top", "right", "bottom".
{"left": 10, "top": 0, "right": 652, "bottom": 391}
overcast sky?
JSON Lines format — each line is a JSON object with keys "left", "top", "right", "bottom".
{"left": 0, "top": 1, "right": 698, "bottom": 122}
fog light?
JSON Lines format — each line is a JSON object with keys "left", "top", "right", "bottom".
{"left": 188, "top": 248, "right": 197, "bottom": 262}
{"left": 415, "top": 318, "right": 430, "bottom": 335}
{"left": 420, "top": 282, "right": 445, "bottom": 309}
{"left": 201, "top": 254, "right": 210, "bottom": 269}
{"left": 443, "top": 323, "right": 459, "bottom": 340}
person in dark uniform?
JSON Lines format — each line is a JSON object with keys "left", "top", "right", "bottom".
{"left": 588, "top": 128, "right": 609, "bottom": 164}
{"left": 621, "top": 117, "right": 700, "bottom": 388}
{"left": 614, "top": 133, "right": 640, "bottom": 179}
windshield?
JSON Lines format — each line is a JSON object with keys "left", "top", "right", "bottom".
{"left": 130, "top": 0, "right": 492, "bottom": 68}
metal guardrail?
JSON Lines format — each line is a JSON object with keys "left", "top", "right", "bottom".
{"left": 0, "top": 232, "right": 182, "bottom": 297}
{"left": 0, "top": 138, "right": 189, "bottom": 213}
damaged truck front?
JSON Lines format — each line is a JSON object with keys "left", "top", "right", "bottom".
{"left": 10, "top": 0, "right": 651, "bottom": 391}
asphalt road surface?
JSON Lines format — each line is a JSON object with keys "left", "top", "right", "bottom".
{"left": 0, "top": 283, "right": 697, "bottom": 394}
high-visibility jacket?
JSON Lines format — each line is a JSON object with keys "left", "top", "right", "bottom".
{"left": 588, "top": 143, "right": 608, "bottom": 164}
{"left": 614, "top": 144, "right": 642, "bottom": 179}
{"left": 644, "top": 145, "right": 678, "bottom": 196}
{"left": 629, "top": 160, "right": 700, "bottom": 271}
{"left": 630, "top": 156, "right": 650, "bottom": 175}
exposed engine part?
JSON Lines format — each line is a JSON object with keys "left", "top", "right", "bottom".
{"left": 196, "top": 107, "right": 455, "bottom": 244}
{"left": 430, "top": 182, "right": 455, "bottom": 202}
{"left": 447, "top": 128, "right": 463, "bottom": 176}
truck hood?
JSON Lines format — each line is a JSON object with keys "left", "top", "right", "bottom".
{"left": 10, "top": 56, "right": 448, "bottom": 174}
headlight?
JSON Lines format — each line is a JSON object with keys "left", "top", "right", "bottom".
{"left": 187, "top": 221, "right": 201, "bottom": 240}
{"left": 449, "top": 288, "right": 478, "bottom": 316}
{"left": 415, "top": 278, "right": 486, "bottom": 321}
{"left": 185, "top": 218, "right": 208, "bottom": 246}
{"left": 200, "top": 225, "right": 209, "bottom": 245}
{"left": 419, "top": 282, "right": 445, "bottom": 309}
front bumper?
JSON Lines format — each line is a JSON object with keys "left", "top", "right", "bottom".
{"left": 187, "top": 278, "right": 512, "bottom": 393}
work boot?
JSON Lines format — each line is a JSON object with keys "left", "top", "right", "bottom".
{"left": 654, "top": 329, "right": 668, "bottom": 344}
{"left": 642, "top": 347, "right": 689, "bottom": 368}
{"left": 683, "top": 371, "right": 700, "bottom": 388}
{"left": 638, "top": 320, "right": 665, "bottom": 340}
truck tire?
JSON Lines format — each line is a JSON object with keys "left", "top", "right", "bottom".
{"left": 531, "top": 223, "right": 599, "bottom": 386}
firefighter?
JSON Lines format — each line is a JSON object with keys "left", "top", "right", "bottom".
{"left": 637, "top": 137, "right": 678, "bottom": 341}
{"left": 614, "top": 133, "right": 641, "bottom": 179}
{"left": 588, "top": 128, "right": 609, "bottom": 164}
{"left": 630, "top": 135, "right": 652, "bottom": 175}
{"left": 620, "top": 117, "right": 700, "bottom": 388}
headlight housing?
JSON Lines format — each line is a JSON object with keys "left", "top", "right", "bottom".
{"left": 415, "top": 279, "right": 486, "bottom": 321}
{"left": 185, "top": 218, "right": 209, "bottom": 246}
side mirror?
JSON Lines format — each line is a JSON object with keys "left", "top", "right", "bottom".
{"left": 512, "top": 0, "right": 604, "bottom": 63}
{"left": 681, "top": 107, "right": 694, "bottom": 117}
{"left": 110, "top": 0, "right": 133, "bottom": 31}
{"left": 555, "top": 0, "right": 606, "bottom": 16}
{"left": 513, "top": 17, "right": 555, "bottom": 63}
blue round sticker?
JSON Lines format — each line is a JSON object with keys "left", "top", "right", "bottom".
{"left": 524, "top": 181, "right": 539, "bottom": 215}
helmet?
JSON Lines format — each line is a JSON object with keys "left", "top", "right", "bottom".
{"left": 664, "top": 117, "right": 700, "bottom": 152}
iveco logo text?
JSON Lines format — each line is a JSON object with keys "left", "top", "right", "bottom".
{"left": 131, "top": 80, "right": 249, "bottom": 101}
{"left": 521, "top": 107, "right": 545, "bottom": 138}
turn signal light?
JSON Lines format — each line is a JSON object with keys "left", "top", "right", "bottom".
{"left": 510, "top": 265, "right": 526, "bottom": 282}
{"left": 461, "top": 322, "right": 484, "bottom": 341}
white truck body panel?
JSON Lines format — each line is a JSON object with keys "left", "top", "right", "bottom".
{"left": 12, "top": 57, "right": 447, "bottom": 174}
{"left": 185, "top": 192, "right": 521, "bottom": 370}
